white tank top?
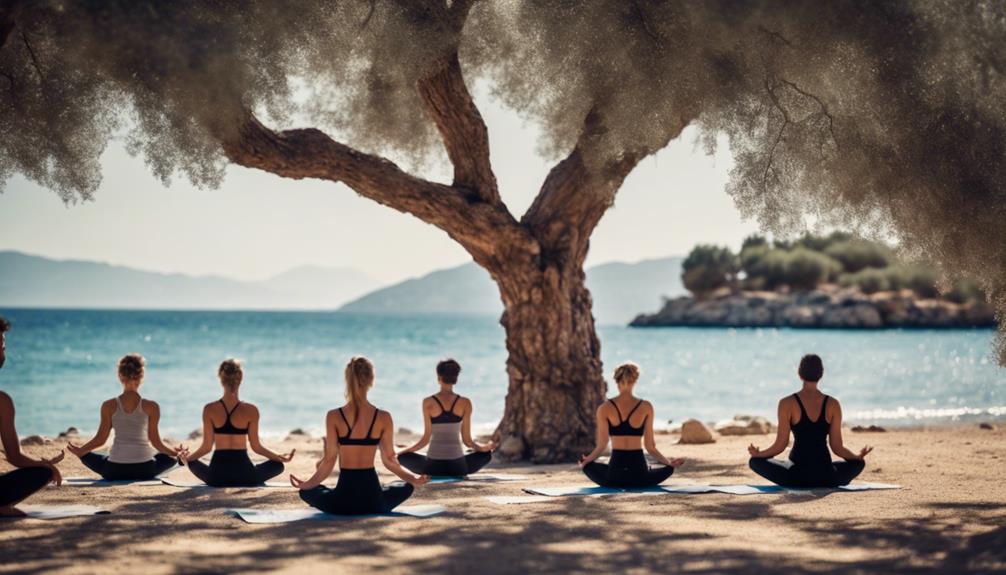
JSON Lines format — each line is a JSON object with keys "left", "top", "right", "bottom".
{"left": 108, "top": 396, "right": 154, "bottom": 464}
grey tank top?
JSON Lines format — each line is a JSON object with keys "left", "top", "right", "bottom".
{"left": 427, "top": 421, "right": 464, "bottom": 460}
{"left": 108, "top": 396, "right": 154, "bottom": 464}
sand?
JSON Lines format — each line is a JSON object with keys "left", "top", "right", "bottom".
{"left": 2, "top": 426, "right": 1004, "bottom": 574}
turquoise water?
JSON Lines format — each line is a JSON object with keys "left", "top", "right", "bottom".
{"left": 1, "top": 308, "right": 1004, "bottom": 438}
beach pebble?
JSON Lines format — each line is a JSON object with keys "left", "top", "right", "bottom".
{"left": 715, "top": 416, "right": 772, "bottom": 436}
{"left": 188, "top": 429, "right": 202, "bottom": 440}
{"left": 979, "top": 423, "right": 996, "bottom": 430}
{"left": 288, "top": 428, "right": 308, "bottom": 436}
{"left": 851, "top": 425, "right": 887, "bottom": 433}
{"left": 678, "top": 419, "right": 716, "bottom": 444}
{"left": 20, "top": 435, "right": 48, "bottom": 446}
{"left": 396, "top": 427, "right": 414, "bottom": 436}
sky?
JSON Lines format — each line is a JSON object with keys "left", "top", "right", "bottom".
{"left": 0, "top": 92, "right": 759, "bottom": 285}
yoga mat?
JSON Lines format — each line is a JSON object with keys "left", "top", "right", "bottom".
{"left": 659, "top": 483, "right": 901, "bottom": 495}
{"left": 662, "top": 484, "right": 787, "bottom": 495}
{"left": 64, "top": 477, "right": 163, "bottom": 487}
{"left": 485, "top": 495, "right": 553, "bottom": 505}
{"left": 227, "top": 504, "right": 447, "bottom": 524}
{"left": 160, "top": 476, "right": 290, "bottom": 489}
{"left": 9, "top": 505, "right": 110, "bottom": 519}
{"left": 428, "top": 473, "right": 529, "bottom": 484}
{"left": 523, "top": 485, "right": 668, "bottom": 497}
{"left": 837, "top": 482, "right": 901, "bottom": 491}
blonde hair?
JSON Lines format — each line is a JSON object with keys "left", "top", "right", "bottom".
{"left": 345, "top": 356, "right": 374, "bottom": 410}
{"left": 218, "top": 358, "right": 243, "bottom": 391}
{"left": 118, "top": 354, "right": 145, "bottom": 381}
{"left": 614, "top": 362, "right": 640, "bottom": 385}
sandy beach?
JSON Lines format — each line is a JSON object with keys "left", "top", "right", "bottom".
{"left": 2, "top": 425, "right": 1004, "bottom": 574}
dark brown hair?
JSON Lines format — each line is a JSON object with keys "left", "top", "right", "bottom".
{"left": 798, "top": 354, "right": 824, "bottom": 382}
{"left": 436, "top": 359, "right": 461, "bottom": 384}
{"left": 118, "top": 354, "right": 145, "bottom": 381}
{"left": 0, "top": 316, "right": 10, "bottom": 333}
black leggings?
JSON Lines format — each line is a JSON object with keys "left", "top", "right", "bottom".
{"left": 80, "top": 452, "right": 177, "bottom": 481}
{"left": 300, "top": 468, "right": 414, "bottom": 515}
{"left": 583, "top": 449, "right": 674, "bottom": 488}
{"left": 749, "top": 457, "right": 865, "bottom": 488}
{"left": 0, "top": 466, "right": 53, "bottom": 507}
{"left": 398, "top": 451, "right": 492, "bottom": 477}
{"left": 187, "top": 449, "right": 284, "bottom": 487}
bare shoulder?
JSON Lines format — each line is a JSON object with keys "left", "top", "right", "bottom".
{"left": 241, "top": 402, "right": 260, "bottom": 416}
{"left": 377, "top": 409, "right": 394, "bottom": 431}
{"left": 101, "top": 398, "right": 118, "bottom": 412}
{"left": 141, "top": 399, "right": 160, "bottom": 415}
{"left": 459, "top": 396, "right": 473, "bottom": 410}
{"left": 778, "top": 395, "right": 797, "bottom": 408}
{"left": 640, "top": 399, "right": 655, "bottom": 413}
{"left": 0, "top": 390, "right": 12, "bottom": 412}
{"left": 826, "top": 396, "right": 843, "bottom": 412}
{"left": 596, "top": 401, "right": 612, "bottom": 416}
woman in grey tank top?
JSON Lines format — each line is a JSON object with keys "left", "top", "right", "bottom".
{"left": 398, "top": 359, "right": 496, "bottom": 477}
{"left": 67, "top": 354, "right": 180, "bottom": 481}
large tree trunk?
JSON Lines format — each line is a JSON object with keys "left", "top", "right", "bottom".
{"left": 490, "top": 256, "right": 605, "bottom": 462}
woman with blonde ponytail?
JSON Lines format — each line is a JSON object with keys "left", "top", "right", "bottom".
{"left": 292, "top": 356, "right": 428, "bottom": 515}
{"left": 579, "top": 362, "right": 684, "bottom": 488}
{"left": 177, "top": 359, "right": 294, "bottom": 486}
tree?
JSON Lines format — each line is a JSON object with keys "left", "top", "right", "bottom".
{"left": 3, "top": 1, "right": 1006, "bottom": 460}
{"left": 681, "top": 245, "right": 737, "bottom": 297}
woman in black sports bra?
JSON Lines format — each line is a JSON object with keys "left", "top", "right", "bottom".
{"left": 748, "top": 354, "right": 872, "bottom": 488}
{"left": 177, "top": 359, "right": 294, "bottom": 486}
{"left": 579, "top": 362, "right": 684, "bottom": 488}
{"left": 398, "top": 359, "right": 496, "bottom": 477}
{"left": 292, "top": 356, "right": 428, "bottom": 515}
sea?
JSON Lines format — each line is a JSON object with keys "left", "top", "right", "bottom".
{"left": 1, "top": 308, "right": 1004, "bottom": 438}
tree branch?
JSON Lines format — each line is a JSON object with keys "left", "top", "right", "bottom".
{"left": 522, "top": 108, "right": 687, "bottom": 266}
{"left": 416, "top": 53, "right": 500, "bottom": 205}
{"left": 219, "top": 112, "right": 531, "bottom": 263}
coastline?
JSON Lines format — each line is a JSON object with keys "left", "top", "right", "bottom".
{"left": 3, "top": 426, "right": 1004, "bottom": 573}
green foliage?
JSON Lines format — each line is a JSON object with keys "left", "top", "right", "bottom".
{"left": 681, "top": 244, "right": 737, "bottom": 296}
{"left": 824, "top": 240, "right": 894, "bottom": 273}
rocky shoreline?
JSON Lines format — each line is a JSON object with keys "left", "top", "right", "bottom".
{"left": 631, "top": 285, "right": 997, "bottom": 329}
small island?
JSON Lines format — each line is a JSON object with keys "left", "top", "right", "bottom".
{"left": 631, "top": 233, "right": 996, "bottom": 329}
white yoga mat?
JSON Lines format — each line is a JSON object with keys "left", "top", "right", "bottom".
{"left": 485, "top": 495, "right": 553, "bottom": 505}
{"left": 428, "top": 473, "right": 529, "bottom": 484}
{"left": 160, "top": 475, "right": 290, "bottom": 489}
{"left": 836, "top": 482, "right": 901, "bottom": 491}
{"left": 64, "top": 477, "right": 163, "bottom": 487}
{"left": 10, "top": 505, "right": 110, "bottom": 519}
{"left": 227, "top": 504, "right": 447, "bottom": 524}
{"left": 523, "top": 485, "right": 668, "bottom": 497}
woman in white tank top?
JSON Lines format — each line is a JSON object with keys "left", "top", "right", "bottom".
{"left": 67, "top": 354, "right": 180, "bottom": 480}
{"left": 397, "top": 359, "right": 496, "bottom": 477}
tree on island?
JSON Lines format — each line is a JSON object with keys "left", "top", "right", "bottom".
{"left": 2, "top": 2, "right": 1005, "bottom": 461}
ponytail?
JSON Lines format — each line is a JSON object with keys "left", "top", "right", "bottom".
{"left": 344, "top": 356, "right": 374, "bottom": 411}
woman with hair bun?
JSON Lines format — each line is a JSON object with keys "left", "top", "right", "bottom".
{"left": 67, "top": 354, "right": 180, "bottom": 480}
{"left": 177, "top": 359, "right": 294, "bottom": 486}
{"left": 397, "top": 358, "right": 496, "bottom": 477}
{"left": 579, "top": 362, "right": 684, "bottom": 488}
{"left": 292, "top": 356, "right": 428, "bottom": 515}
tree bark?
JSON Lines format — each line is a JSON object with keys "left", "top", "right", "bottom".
{"left": 219, "top": 45, "right": 685, "bottom": 462}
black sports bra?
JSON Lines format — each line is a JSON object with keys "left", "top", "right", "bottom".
{"left": 337, "top": 407, "right": 382, "bottom": 446}
{"left": 430, "top": 395, "right": 462, "bottom": 424}
{"left": 608, "top": 399, "right": 646, "bottom": 436}
{"left": 213, "top": 400, "right": 248, "bottom": 435}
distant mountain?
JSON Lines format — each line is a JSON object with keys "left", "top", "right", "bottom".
{"left": 339, "top": 257, "right": 684, "bottom": 325}
{"left": 0, "top": 251, "right": 379, "bottom": 310}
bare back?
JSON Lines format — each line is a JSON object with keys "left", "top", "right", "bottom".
{"left": 205, "top": 400, "right": 257, "bottom": 450}
{"left": 605, "top": 396, "right": 651, "bottom": 451}
{"left": 333, "top": 404, "right": 390, "bottom": 469}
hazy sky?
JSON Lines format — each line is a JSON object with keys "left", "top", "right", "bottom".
{"left": 0, "top": 93, "right": 759, "bottom": 285}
